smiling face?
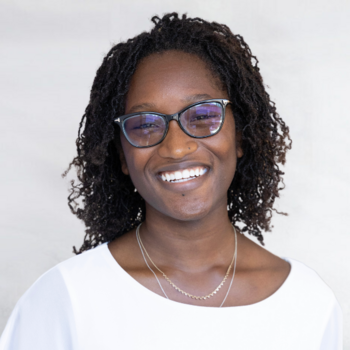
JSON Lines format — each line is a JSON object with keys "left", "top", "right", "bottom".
{"left": 119, "top": 50, "right": 243, "bottom": 222}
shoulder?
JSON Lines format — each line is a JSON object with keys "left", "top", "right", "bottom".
{"left": 12, "top": 243, "right": 110, "bottom": 310}
{"left": 237, "top": 234, "right": 338, "bottom": 309}
{"left": 39, "top": 243, "right": 112, "bottom": 292}
{"left": 280, "top": 257, "right": 342, "bottom": 326}
{"left": 283, "top": 258, "right": 342, "bottom": 345}
{"left": 0, "top": 244, "right": 111, "bottom": 348}
{"left": 286, "top": 258, "right": 336, "bottom": 302}
{"left": 55, "top": 242, "right": 110, "bottom": 276}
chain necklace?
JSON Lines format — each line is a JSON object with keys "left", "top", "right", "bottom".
{"left": 136, "top": 223, "right": 237, "bottom": 306}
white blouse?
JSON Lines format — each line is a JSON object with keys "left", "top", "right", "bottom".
{"left": 0, "top": 243, "right": 342, "bottom": 350}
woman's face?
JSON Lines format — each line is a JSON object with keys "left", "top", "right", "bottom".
{"left": 120, "top": 50, "right": 243, "bottom": 221}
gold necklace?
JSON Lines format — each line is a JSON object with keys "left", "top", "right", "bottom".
{"left": 136, "top": 223, "right": 237, "bottom": 301}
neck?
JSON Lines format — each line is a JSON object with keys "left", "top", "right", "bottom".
{"left": 139, "top": 203, "right": 236, "bottom": 273}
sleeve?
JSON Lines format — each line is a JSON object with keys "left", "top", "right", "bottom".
{"left": 0, "top": 268, "right": 78, "bottom": 350}
{"left": 319, "top": 295, "right": 343, "bottom": 350}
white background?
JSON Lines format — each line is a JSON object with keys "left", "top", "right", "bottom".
{"left": 1, "top": 0, "right": 349, "bottom": 346}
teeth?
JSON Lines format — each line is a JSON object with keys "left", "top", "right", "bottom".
{"left": 160, "top": 167, "right": 207, "bottom": 183}
{"left": 182, "top": 170, "right": 190, "bottom": 179}
{"left": 175, "top": 171, "right": 182, "bottom": 180}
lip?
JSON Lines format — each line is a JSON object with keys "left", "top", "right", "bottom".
{"left": 155, "top": 162, "right": 211, "bottom": 191}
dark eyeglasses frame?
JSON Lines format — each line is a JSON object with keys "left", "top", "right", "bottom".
{"left": 113, "top": 98, "right": 232, "bottom": 148}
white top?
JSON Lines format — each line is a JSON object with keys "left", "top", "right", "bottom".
{"left": 0, "top": 243, "right": 342, "bottom": 350}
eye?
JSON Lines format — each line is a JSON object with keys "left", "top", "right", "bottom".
{"left": 190, "top": 114, "right": 219, "bottom": 121}
{"left": 134, "top": 123, "right": 160, "bottom": 130}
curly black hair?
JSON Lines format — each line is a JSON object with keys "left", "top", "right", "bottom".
{"left": 63, "top": 13, "right": 291, "bottom": 254}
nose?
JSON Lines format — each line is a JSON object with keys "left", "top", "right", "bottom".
{"left": 157, "top": 120, "right": 198, "bottom": 159}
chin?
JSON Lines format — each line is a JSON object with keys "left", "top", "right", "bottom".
{"left": 164, "top": 202, "right": 211, "bottom": 222}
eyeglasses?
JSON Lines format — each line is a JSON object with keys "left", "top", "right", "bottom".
{"left": 114, "top": 98, "right": 231, "bottom": 148}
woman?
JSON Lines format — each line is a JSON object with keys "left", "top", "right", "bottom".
{"left": 0, "top": 13, "right": 342, "bottom": 349}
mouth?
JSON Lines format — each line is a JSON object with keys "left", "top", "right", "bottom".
{"left": 158, "top": 166, "right": 208, "bottom": 183}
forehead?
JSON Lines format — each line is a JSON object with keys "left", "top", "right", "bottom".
{"left": 125, "top": 50, "right": 227, "bottom": 114}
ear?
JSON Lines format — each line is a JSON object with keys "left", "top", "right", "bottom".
{"left": 236, "top": 131, "right": 244, "bottom": 158}
{"left": 119, "top": 148, "right": 129, "bottom": 175}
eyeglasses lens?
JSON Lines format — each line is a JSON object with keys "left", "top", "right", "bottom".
{"left": 123, "top": 102, "right": 223, "bottom": 147}
{"left": 124, "top": 114, "right": 166, "bottom": 147}
{"left": 180, "top": 102, "right": 223, "bottom": 137}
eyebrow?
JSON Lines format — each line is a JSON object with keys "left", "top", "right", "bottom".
{"left": 127, "top": 102, "right": 157, "bottom": 114}
{"left": 127, "top": 93, "right": 214, "bottom": 114}
{"left": 181, "top": 93, "right": 213, "bottom": 102}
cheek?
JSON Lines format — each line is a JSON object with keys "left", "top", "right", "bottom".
{"left": 119, "top": 136, "right": 131, "bottom": 175}
{"left": 120, "top": 138, "right": 154, "bottom": 187}
{"left": 209, "top": 116, "right": 237, "bottom": 161}
{"left": 216, "top": 141, "right": 237, "bottom": 183}
{"left": 120, "top": 136, "right": 141, "bottom": 176}
{"left": 206, "top": 128, "right": 237, "bottom": 186}
{"left": 220, "top": 117, "right": 238, "bottom": 165}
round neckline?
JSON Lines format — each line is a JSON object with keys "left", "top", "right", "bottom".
{"left": 101, "top": 242, "right": 294, "bottom": 311}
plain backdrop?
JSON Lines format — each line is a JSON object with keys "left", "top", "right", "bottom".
{"left": 1, "top": 0, "right": 349, "bottom": 346}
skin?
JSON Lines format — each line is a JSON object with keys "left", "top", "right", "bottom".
{"left": 108, "top": 50, "right": 290, "bottom": 307}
